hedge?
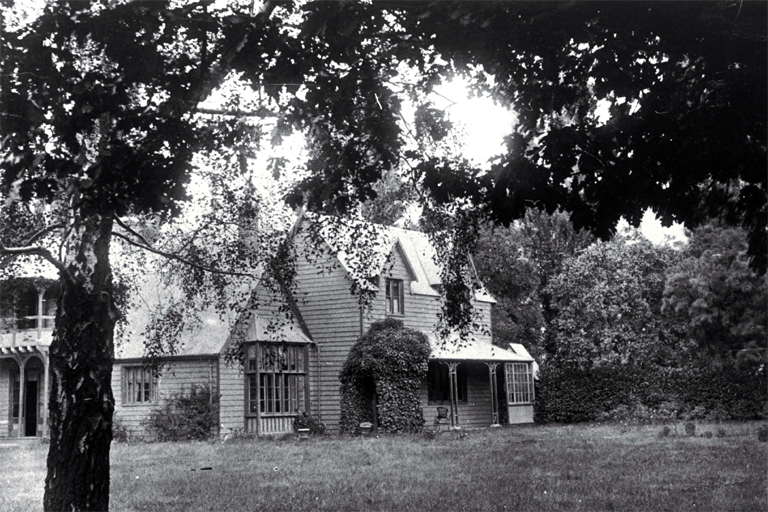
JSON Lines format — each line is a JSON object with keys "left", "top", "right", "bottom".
{"left": 534, "top": 360, "right": 767, "bottom": 423}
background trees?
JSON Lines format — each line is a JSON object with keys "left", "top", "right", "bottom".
{"left": 663, "top": 223, "right": 768, "bottom": 363}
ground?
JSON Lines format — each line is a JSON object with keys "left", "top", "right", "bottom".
{"left": 1, "top": 422, "right": 766, "bottom": 511}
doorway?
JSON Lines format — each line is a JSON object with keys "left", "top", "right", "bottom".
{"left": 24, "top": 379, "right": 38, "bottom": 436}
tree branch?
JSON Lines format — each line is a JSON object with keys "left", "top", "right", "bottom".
{"left": 112, "top": 231, "right": 257, "bottom": 279}
{"left": 0, "top": 240, "right": 75, "bottom": 284}
{"left": 22, "top": 223, "right": 65, "bottom": 247}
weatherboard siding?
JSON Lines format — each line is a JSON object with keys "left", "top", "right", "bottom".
{"left": 218, "top": 356, "right": 244, "bottom": 436}
{"left": 294, "top": 234, "right": 362, "bottom": 432}
{"left": 0, "top": 360, "right": 9, "bottom": 437}
{"left": 113, "top": 358, "right": 218, "bottom": 438}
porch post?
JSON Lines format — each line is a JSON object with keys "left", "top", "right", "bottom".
{"left": 486, "top": 363, "right": 500, "bottom": 427}
{"left": 36, "top": 286, "right": 44, "bottom": 341}
{"left": 447, "top": 362, "right": 460, "bottom": 430}
{"left": 17, "top": 356, "right": 27, "bottom": 438}
{"left": 41, "top": 349, "right": 50, "bottom": 437}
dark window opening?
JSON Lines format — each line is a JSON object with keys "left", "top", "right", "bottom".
{"left": 427, "top": 361, "right": 467, "bottom": 403}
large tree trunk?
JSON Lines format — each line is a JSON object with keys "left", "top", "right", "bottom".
{"left": 44, "top": 215, "right": 118, "bottom": 511}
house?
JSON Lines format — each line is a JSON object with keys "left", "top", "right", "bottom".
{"left": 1, "top": 214, "right": 536, "bottom": 439}
{"left": 0, "top": 277, "right": 57, "bottom": 438}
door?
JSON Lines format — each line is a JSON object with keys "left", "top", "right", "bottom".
{"left": 24, "top": 379, "right": 37, "bottom": 437}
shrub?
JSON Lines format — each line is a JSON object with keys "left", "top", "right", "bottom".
{"left": 685, "top": 422, "right": 696, "bottom": 437}
{"left": 339, "top": 318, "right": 431, "bottom": 434}
{"left": 143, "top": 384, "right": 219, "bottom": 441}
{"left": 758, "top": 426, "right": 768, "bottom": 442}
{"left": 113, "top": 418, "right": 130, "bottom": 443}
{"left": 293, "top": 413, "right": 326, "bottom": 435}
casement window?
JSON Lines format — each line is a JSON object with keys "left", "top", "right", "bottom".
{"left": 245, "top": 343, "right": 307, "bottom": 416}
{"left": 427, "top": 361, "right": 467, "bottom": 403}
{"left": 121, "top": 366, "right": 157, "bottom": 405}
{"left": 385, "top": 278, "right": 404, "bottom": 315}
{"left": 505, "top": 363, "right": 534, "bottom": 404}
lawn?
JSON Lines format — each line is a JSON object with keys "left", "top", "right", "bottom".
{"left": 2, "top": 422, "right": 766, "bottom": 511}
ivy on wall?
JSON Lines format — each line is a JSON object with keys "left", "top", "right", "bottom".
{"left": 339, "top": 318, "right": 431, "bottom": 434}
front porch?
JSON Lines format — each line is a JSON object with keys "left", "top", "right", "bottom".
{"left": 421, "top": 337, "right": 536, "bottom": 430}
{"left": 0, "top": 344, "right": 51, "bottom": 438}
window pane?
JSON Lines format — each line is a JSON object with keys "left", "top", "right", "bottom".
{"left": 248, "top": 375, "right": 258, "bottom": 414}
{"left": 247, "top": 344, "right": 257, "bottom": 372}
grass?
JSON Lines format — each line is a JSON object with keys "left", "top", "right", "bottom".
{"left": 2, "top": 422, "right": 766, "bottom": 511}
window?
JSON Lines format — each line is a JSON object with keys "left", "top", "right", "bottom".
{"left": 505, "top": 363, "right": 534, "bottom": 404}
{"left": 427, "top": 361, "right": 467, "bottom": 403}
{"left": 122, "top": 367, "right": 157, "bottom": 405}
{"left": 245, "top": 343, "right": 307, "bottom": 416}
{"left": 385, "top": 278, "right": 404, "bottom": 315}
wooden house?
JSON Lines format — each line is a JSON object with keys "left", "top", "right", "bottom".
{"left": 2, "top": 214, "right": 536, "bottom": 439}
{"left": 0, "top": 277, "right": 57, "bottom": 439}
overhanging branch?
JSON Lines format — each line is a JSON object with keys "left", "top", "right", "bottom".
{"left": 0, "top": 240, "right": 74, "bottom": 284}
{"left": 112, "top": 231, "right": 257, "bottom": 279}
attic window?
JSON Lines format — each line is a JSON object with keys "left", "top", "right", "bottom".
{"left": 385, "top": 278, "right": 404, "bottom": 315}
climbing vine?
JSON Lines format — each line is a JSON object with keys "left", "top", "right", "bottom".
{"left": 339, "top": 318, "right": 431, "bottom": 434}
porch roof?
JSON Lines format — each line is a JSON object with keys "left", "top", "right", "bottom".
{"left": 428, "top": 334, "right": 534, "bottom": 363}
{"left": 0, "top": 331, "right": 52, "bottom": 357}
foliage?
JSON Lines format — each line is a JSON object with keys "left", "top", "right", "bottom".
{"left": 535, "top": 360, "right": 767, "bottom": 424}
{"left": 143, "top": 385, "right": 219, "bottom": 442}
{"left": 473, "top": 209, "right": 594, "bottom": 358}
{"left": 387, "top": 2, "right": 767, "bottom": 273}
{"left": 663, "top": 223, "right": 768, "bottom": 361}
{"left": 111, "top": 419, "right": 130, "bottom": 444}
{"left": 339, "top": 319, "right": 430, "bottom": 434}
{"left": 545, "top": 232, "right": 686, "bottom": 367}
{"left": 292, "top": 412, "right": 326, "bottom": 436}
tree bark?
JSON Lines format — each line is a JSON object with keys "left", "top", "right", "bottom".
{"left": 44, "top": 215, "right": 118, "bottom": 511}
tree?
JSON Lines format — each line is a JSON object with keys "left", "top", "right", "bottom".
{"left": 545, "top": 232, "right": 686, "bottom": 368}
{"left": 473, "top": 209, "right": 594, "bottom": 358}
{"left": 0, "top": 2, "right": 292, "bottom": 509}
{"left": 663, "top": 223, "right": 768, "bottom": 362}
{"left": 288, "top": 1, "right": 767, "bottom": 273}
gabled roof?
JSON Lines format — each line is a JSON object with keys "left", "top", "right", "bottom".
{"left": 227, "top": 279, "right": 312, "bottom": 346}
{"left": 115, "top": 273, "right": 311, "bottom": 361}
{"left": 303, "top": 214, "right": 495, "bottom": 303}
{"left": 114, "top": 274, "right": 231, "bottom": 360}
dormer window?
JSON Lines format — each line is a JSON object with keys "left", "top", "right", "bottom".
{"left": 385, "top": 278, "right": 404, "bottom": 315}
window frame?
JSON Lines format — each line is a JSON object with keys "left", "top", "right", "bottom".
{"left": 121, "top": 366, "right": 158, "bottom": 406}
{"left": 244, "top": 342, "right": 309, "bottom": 418}
{"left": 385, "top": 278, "right": 404, "bottom": 316}
{"left": 427, "top": 361, "right": 467, "bottom": 404}
{"left": 505, "top": 362, "right": 534, "bottom": 405}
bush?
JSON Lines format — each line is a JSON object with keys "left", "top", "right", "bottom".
{"left": 293, "top": 413, "right": 326, "bottom": 435}
{"left": 143, "top": 384, "right": 219, "bottom": 441}
{"left": 535, "top": 360, "right": 766, "bottom": 424}
{"left": 113, "top": 418, "right": 130, "bottom": 443}
{"left": 339, "top": 318, "right": 431, "bottom": 434}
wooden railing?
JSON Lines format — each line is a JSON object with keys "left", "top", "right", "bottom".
{"left": 247, "top": 415, "right": 297, "bottom": 436}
